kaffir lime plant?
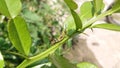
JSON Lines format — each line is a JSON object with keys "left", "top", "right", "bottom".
{"left": 0, "top": 0, "right": 120, "bottom": 68}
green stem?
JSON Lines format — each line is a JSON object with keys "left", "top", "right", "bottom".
{"left": 17, "top": 7, "right": 118, "bottom": 68}
{"left": 17, "top": 11, "right": 111, "bottom": 68}
{"left": 83, "top": 10, "right": 113, "bottom": 29}
{"left": 17, "top": 35, "right": 71, "bottom": 68}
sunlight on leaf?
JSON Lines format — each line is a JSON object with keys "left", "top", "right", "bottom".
{"left": 91, "top": 23, "right": 120, "bottom": 31}
{"left": 0, "top": 52, "right": 4, "bottom": 68}
{"left": 77, "top": 62, "right": 97, "bottom": 68}
{"left": 0, "top": 0, "right": 22, "bottom": 18}
{"left": 80, "top": 1, "right": 94, "bottom": 22}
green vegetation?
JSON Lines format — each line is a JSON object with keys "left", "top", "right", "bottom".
{"left": 0, "top": 0, "right": 120, "bottom": 68}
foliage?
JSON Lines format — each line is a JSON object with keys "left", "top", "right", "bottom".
{"left": 8, "top": 16, "right": 32, "bottom": 56}
{"left": 0, "top": 0, "right": 66, "bottom": 67}
{"left": 49, "top": 54, "right": 77, "bottom": 68}
{"left": 0, "top": 0, "right": 22, "bottom": 18}
{"left": 80, "top": 1, "right": 93, "bottom": 22}
{"left": 77, "top": 62, "right": 97, "bottom": 68}
{"left": 0, "top": 0, "right": 120, "bottom": 68}
{"left": 0, "top": 52, "right": 4, "bottom": 68}
{"left": 91, "top": 23, "right": 120, "bottom": 31}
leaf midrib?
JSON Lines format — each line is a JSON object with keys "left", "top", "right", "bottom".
{"left": 12, "top": 19, "right": 26, "bottom": 55}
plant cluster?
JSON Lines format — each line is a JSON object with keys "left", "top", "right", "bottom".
{"left": 0, "top": 0, "right": 120, "bottom": 68}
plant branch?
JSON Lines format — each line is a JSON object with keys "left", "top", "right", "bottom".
{"left": 17, "top": 10, "right": 113, "bottom": 68}
{"left": 17, "top": 34, "right": 75, "bottom": 68}
{"left": 17, "top": 2, "right": 120, "bottom": 68}
{"left": 83, "top": 10, "right": 117, "bottom": 29}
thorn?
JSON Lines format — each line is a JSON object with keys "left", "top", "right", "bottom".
{"left": 91, "top": 28, "right": 94, "bottom": 32}
{"left": 82, "top": 33, "right": 89, "bottom": 36}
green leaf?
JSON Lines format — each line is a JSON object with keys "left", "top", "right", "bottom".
{"left": 65, "top": 16, "right": 76, "bottom": 36}
{"left": 0, "top": 0, "right": 22, "bottom": 18}
{"left": 93, "top": 0, "right": 105, "bottom": 15}
{"left": 91, "top": 23, "right": 120, "bottom": 31}
{"left": 64, "top": 0, "right": 82, "bottom": 30}
{"left": 80, "top": 1, "right": 94, "bottom": 22}
{"left": 50, "top": 54, "right": 77, "bottom": 68}
{"left": 0, "top": 52, "right": 4, "bottom": 68}
{"left": 70, "top": 9, "right": 82, "bottom": 30}
{"left": 17, "top": 36, "right": 69, "bottom": 68}
{"left": 7, "top": 16, "right": 32, "bottom": 56}
{"left": 109, "top": 0, "right": 120, "bottom": 13}
{"left": 64, "top": 0, "right": 78, "bottom": 10}
{"left": 22, "top": 9, "right": 40, "bottom": 22}
{"left": 77, "top": 62, "right": 97, "bottom": 68}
